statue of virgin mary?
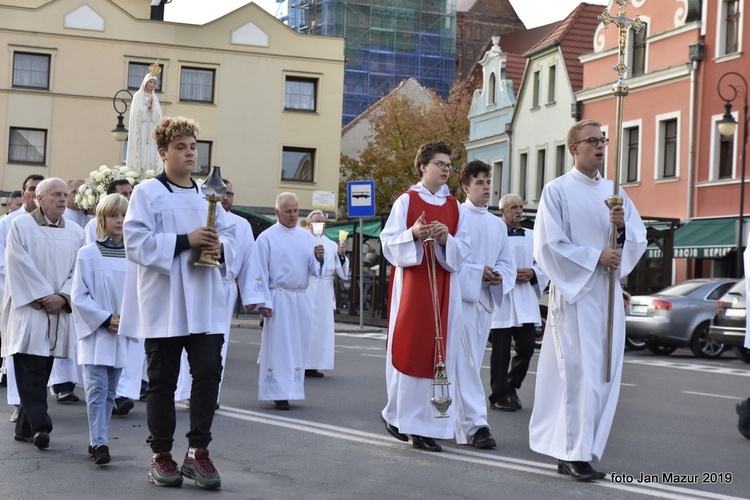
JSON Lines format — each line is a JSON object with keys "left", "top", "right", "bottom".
{"left": 126, "top": 62, "right": 163, "bottom": 174}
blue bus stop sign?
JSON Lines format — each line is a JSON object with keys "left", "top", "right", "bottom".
{"left": 347, "top": 181, "right": 376, "bottom": 218}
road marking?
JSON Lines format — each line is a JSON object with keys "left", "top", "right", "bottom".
{"left": 683, "top": 391, "right": 744, "bottom": 400}
{"left": 337, "top": 332, "right": 387, "bottom": 339}
{"left": 625, "top": 359, "right": 750, "bottom": 377}
{"left": 361, "top": 353, "right": 386, "bottom": 358}
{"left": 203, "top": 404, "right": 741, "bottom": 500}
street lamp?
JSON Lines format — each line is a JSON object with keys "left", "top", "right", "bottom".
{"left": 717, "top": 72, "right": 748, "bottom": 278}
{"left": 111, "top": 89, "right": 133, "bottom": 142}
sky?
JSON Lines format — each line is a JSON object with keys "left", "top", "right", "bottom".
{"left": 164, "top": 0, "right": 611, "bottom": 29}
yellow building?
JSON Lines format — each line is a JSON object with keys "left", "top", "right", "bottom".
{"left": 0, "top": 0, "right": 344, "bottom": 214}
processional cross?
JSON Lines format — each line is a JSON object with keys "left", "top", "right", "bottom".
{"left": 598, "top": 0, "right": 644, "bottom": 383}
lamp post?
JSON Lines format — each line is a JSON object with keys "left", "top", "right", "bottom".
{"left": 717, "top": 72, "right": 748, "bottom": 278}
{"left": 111, "top": 89, "right": 133, "bottom": 142}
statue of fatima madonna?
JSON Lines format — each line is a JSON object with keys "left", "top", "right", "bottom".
{"left": 126, "top": 61, "right": 163, "bottom": 174}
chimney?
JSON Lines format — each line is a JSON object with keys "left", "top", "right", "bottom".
{"left": 150, "top": 0, "right": 167, "bottom": 21}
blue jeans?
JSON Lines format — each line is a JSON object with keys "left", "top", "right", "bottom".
{"left": 83, "top": 364, "right": 121, "bottom": 446}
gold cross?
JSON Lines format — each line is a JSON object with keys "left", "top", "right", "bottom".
{"left": 599, "top": 0, "right": 645, "bottom": 95}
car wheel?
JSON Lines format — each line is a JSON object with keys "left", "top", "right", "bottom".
{"left": 535, "top": 314, "right": 546, "bottom": 348}
{"left": 625, "top": 338, "right": 647, "bottom": 350}
{"left": 734, "top": 347, "right": 750, "bottom": 364}
{"left": 535, "top": 306, "right": 547, "bottom": 349}
{"left": 646, "top": 342, "right": 677, "bottom": 356}
{"left": 689, "top": 322, "right": 725, "bottom": 358}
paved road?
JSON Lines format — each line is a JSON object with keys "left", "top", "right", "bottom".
{"left": 0, "top": 324, "right": 748, "bottom": 499}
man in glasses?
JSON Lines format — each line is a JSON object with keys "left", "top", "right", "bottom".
{"left": 379, "top": 141, "right": 471, "bottom": 452}
{"left": 529, "top": 120, "right": 646, "bottom": 481}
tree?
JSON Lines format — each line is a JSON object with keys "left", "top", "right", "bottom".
{"left": 340, "top": 80, "right": 473, "bottom": 214}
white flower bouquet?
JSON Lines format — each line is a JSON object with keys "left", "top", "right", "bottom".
{"left": 74, "top": 165, "right": 155, "bottom": 212}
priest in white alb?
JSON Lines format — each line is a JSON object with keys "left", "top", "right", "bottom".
{"left": 2, "top": 178, "right": 84, "bottom": 449}
{"left": 380, "top": 141, "right": 471, "bottom": 453}
{"left": 530, "top": 120, "right": 646, "bottom": 481}
{"left": 303, "top": 210, "right": 348, "bottom": 378}
{"left": 243, "top": 192, "right": 324, "bottom": 411}
{"left": 454, "top": 160, "right": 515, "bottom": 449}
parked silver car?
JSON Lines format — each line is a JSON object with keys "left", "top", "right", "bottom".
{"left": 625, "top": 278, "right": 738, "bottom": 358}
{"left": 538, "top": 288, "right": 642, "bottom": 349}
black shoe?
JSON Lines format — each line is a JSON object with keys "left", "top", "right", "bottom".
{"left": 14, "top": 434, "right": 33, "bottom": 444}
{"left": 472, "top": 427, "right": 497, "bottom": 449}
{"left": 56, "top": 391, "right": 79, "bottom": 403}
{"left": 490, "top": 394, "right": 516, "bottom": 412}
{"left": 93, "top": 445, "right": 111, "bottom": 466}
{"left": 412, "top": 435, "right": 442, "bottom": 452}
{"left": 274, "top": 400, "right": 290, "bottom": 411}
{"left": 112, "top": 397, "right": 134, "bottom": 416}
{"left": 380, "top": 414, "right": 408, "bottom": 442}
{"left": 737, "top": 397, "right": 750, "bottom": 439}
{"left": 508, "top": 392, "right": 523, "bottom": 410}
{"left": 88, "top": 445, "right": 95, "bottom": 460}
{"left": 557, "top": 460, "right": 605, "bottom": 481}
{"left": 305, "top": 369, "right": 325, "bottom": 378}
{"left": 33, "top": 431, "right": 50, "bottom": 449}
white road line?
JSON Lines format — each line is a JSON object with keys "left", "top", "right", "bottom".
{"left": 683, "top": 391, "right": 744, "bottom": 400}
{"left": 201, "top": 404, "right": 742, "bottom": 500}
{"left": 625, "top": 359, "right": 750, "bottom": 377}
{"left": 361, "top": 353, "right": 386, "bottom": 358}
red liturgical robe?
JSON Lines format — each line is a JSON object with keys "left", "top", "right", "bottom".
{"left": 390, "top": 191, "right": 458, "bottom": 378}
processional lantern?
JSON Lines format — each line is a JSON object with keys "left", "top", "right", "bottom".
{"left": 193, "top": 165, "right": 226, "bottom": 268}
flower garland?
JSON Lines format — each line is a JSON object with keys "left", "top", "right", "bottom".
{"left": 75, "top": 165, "right": 155, "bottom": 212}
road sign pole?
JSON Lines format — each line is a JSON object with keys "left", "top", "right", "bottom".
{"left": 359, "top": 217, "right": 364, "bottom": 330}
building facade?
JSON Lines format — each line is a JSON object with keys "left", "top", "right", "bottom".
{"left": 0, "top": 0, "right": 345, "bottom": 215}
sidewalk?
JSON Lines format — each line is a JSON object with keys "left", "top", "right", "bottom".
{"left": 230, "top": 313, "right": 387, "bottom": 334}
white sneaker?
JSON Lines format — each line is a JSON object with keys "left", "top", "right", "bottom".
{"left": 10, "top": 405, "right": 19, "bottom": 422}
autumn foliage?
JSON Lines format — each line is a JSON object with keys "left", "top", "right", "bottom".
{"left": 340, "top": 80, "right": 473, "bottom": 214}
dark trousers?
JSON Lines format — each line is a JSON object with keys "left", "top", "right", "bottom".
{"left": 488, "top": 324, "right": 536, "bottom": 403}
{"left": 144, "top": 334, "right": 224, "bottom": 453}
{"left": 52, "top": 381, "right": 76, "bottom": 394}
{"left": 13, "top": 353, "right": 54, "bottom": 437}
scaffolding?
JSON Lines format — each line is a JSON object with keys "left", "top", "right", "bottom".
{"left": 284, "top": 0, "right": 456, "bottom": 125}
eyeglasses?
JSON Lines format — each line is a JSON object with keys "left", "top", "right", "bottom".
{"left": 573, "top": 137, "right": 610, "bottom": 147}
{"left": 430, "top": 160, "right": 456, "bottom": 172}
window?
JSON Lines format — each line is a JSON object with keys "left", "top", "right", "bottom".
{"left": 9, "top": 127, "right": 47, "bottom": 164}
{"left": 492, "top": 160, "right": 503, "bottom": 202}
{"left": 659, "top": 118, "right": 678, "bottom": 178}
{"left": 547, "top": 65, "right": 556, "bottom": 103}
{"left": 180, "top": 67, "right": 214, "bottom": 103}
{"left": 284, "top": 77, "right": 317, "bottom": 112}
{"left": 194, "top": 141, "right": 212, "bottom": 175}
{"left": 718, "top": 133, "right": 734, "bottom": 179}
{"left": 630, "top": 23, "right": 647, "bottom": 77}
{"left": 519, "top": 153, "right": 528, "bottom": 201}
{"left": 128, "top": 62, "right": 163, "bottom": 91}
{"left": 532, "top": 71, "right": 541, "bottom": 109}
{"left": 536, "top": 149, "right": 546, "bottom": 199}
{"left": 282, "top": 147, "right": 315, "bottom": 183}
{"left": 555, "top": 144, "right": 566, "bottom": 177}
{"left": 488, "top": 72, "right": 496, "bottom": 105}
{"left": 725, "top": 0, "right": 740, "bottom": 54}
{"left": 12, "top": 52, "right": 50, "bottom": 89}
{"left": 624, "top": 126, "right": 639, "bottom": 183}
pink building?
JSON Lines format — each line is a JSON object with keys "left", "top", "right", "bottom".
{"left": 578, "top": 0, "right": 748, "bottom": 284}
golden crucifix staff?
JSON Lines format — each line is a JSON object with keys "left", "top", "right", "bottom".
{"left": 598, "top": 0, "right": 643, "bottom": 383}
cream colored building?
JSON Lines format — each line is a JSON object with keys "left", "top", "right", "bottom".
{"left": 0, "top": 0, "right": 344, "bottom": 214}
